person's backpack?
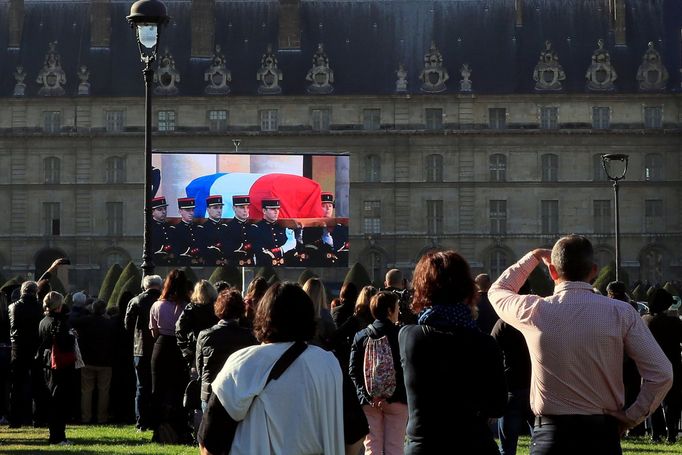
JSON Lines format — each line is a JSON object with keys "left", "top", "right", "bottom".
{"left": 50, "top": 322, "right": 76, "bottom": 370}
{"left": 362, "top": 325, "right": 396, "bottom": 400}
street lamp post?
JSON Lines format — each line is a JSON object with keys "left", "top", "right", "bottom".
{"left": 127, "top": 0, "right": 169, "bottom": 277}
{"left": 601, "top": 153, "right": 629, "bottom": 283}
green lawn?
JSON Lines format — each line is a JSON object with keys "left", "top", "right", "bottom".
{"left": 1, "top": 425, "right": 682, "bottom": 454}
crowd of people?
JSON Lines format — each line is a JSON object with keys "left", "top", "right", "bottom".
{"left": 0, "top": 234, "right": 680, "bottom": 454}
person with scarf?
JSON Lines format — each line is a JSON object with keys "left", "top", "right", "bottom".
{"left": 398, "top": 250, "right": 507, "bottom": 455}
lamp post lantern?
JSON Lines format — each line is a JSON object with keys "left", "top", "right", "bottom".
{"left": 127, "top": 0, "right": 169, "bottom": 277}
{"left": 601, "top": 153, "right": 629, "bottom": 283}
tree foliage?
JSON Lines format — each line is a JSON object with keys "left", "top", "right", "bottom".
{"left": 344, "top": 262, "right": 372, "bottom": 290}
{"left": 98, "top": 263, "right": 123, "bottom": 303}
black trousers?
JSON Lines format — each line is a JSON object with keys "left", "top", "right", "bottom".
{"left": 9, "top": 355, "right": 49, "bottom": 426}
{"left": 531, "top": 415, "right": 622, "bottom": 455}
{"left": 151, "top": 335, "right": 189, "bottom": 437}
{"left": 47, "top": 366, "right": 76, "bottom": 443}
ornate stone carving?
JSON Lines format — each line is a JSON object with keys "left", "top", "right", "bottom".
{"left": 585, "top": 39, "right": 617, "bottom": 91}
{"left": 204, "top": 45, "right": 231, "bottom": 95}
{"left": 154, "top": 49, "right": 180, "bottom": 96}
{"left": 636, "top": 42, "right": 668, "bottom": 91}
{"left": 533, "top": 41, "right": 565, "bottom": 91}
{"left": 37, "top": 42, "right": 66, "bottom": 96}
{"left": 77, "top": 65, "right": 90, "bottom": 95}
{"left": 306, "top": 43, "right": 334, "bottom": 94}
{"left": 420, "top": 42, "right": 448, "bottom": 93}
{"left": 13, "top": 66, "right": 27, "bottom": 96}
{"left": 257, "top": 44, "right": 283, "bottom": 95}
{"left": 395, "top": 64, "right": 408, "bottom": 93}
{"left": 459, "top": 64, "right": 472, "bottom": 92}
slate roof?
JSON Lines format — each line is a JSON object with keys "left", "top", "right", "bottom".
{"left": 0, "top": 0, "right": 679, "bottom": 97}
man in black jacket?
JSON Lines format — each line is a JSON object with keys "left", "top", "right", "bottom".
{"left": 8, "top": 281, "right": 45, "bottom": 427}
{"left": 124, "top": 275, "right": 162, "bottom": 431}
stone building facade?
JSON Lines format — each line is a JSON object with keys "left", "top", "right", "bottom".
{"left": 0, "top": 0, "right": 680, "bottom": 291}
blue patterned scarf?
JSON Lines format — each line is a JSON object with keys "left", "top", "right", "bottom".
{"left": 417, "top": 303, "right": 478, "bottom": 331}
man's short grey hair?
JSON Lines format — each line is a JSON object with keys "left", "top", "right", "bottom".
{"left": 142, "top": 275, "right": 163, "bottom": 290}
{"left": 20, "top": 281, "right": 38, "bottom": 296}
{"left": 551, "top": 235, "right": 594, "bottom": 282}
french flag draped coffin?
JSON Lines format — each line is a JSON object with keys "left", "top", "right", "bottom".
{"left": 185, "top": 172, "right": 324, "bottom": 220}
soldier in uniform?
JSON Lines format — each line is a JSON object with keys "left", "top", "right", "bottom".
{"left": 254, "top": 199, "right": 296, "bottom": 266}
{"left": 301, "top": 192, "right": 349, "bottom": 266}
{"left": 201, "top": 195, "right": 229, "bottom": 266}
{"left": 170, "top": 197, "right": 204, "bottom": 266}
{"left": 150, "top": 197, "right": 174, "bottom": 265}
{"left": 222, "top": 195, "right": 258, "bottom": 266}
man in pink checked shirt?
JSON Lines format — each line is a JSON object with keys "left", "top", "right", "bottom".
{"left": 489, "top": 235, "right": 672, "bottom": 455}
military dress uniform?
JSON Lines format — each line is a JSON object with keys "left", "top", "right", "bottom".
{"left": 170, "top": 197, "right": 205, "bottom": 266}
{"left": 222, "top": 195, "right": 257, "bottom": 266}
{"left": 254, "top": 199, "right": 290, "bottom": 267}
{"left": 201, "top": 195, "right": 229, "bottom": 266}
{"left": 150, "top": 197, "right": 174, "bottom": 265}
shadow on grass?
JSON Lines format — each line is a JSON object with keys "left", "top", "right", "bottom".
{"left": 0, "top": 450, "right": 103, "bottom": 455}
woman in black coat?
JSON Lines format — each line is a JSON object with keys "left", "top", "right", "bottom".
{"left": 399, "top": 251, "right": 507, "bottom": 455}
{"left": 38, "top": 291, "right": 77, "bottom": 445}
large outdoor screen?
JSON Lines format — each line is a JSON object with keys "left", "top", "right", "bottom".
{"left": 150, "top": 152, "right": 350, "bottom": 268}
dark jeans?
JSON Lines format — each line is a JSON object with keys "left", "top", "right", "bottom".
{"left": 133, "top": 355, "right": 152, "bottom": 429}
{"left": 530, "top": 415, "right": 622, "bottom": 455}
{"left": 9, "top": 355, "right": 49, "bottom": 426}
{"left": 47, "top": 367, "right": 76, "bottom": 443}
{"left": 651, "top": 394, "right": 682, "bottom": 442}
{"left": 498, "top": 389, "right": 534, "bottom": 455}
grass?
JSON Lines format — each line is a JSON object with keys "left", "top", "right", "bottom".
{"left": 1, "top": 425, "right": 682, "bottom": 454}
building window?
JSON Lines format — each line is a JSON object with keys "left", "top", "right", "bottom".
{"left": 489, "top": 248, "right": 509, "bottom": 279}
{"left": 425, "top": 108, "right": 443, "bottom": 130}
{"left": 592, "top": 107, "right": 610, "bottom": 129}
{"left": 540, "top": 107, "right": 558, "bottom": 129}
{"left": 644, "top": 106, "right": 662, "bottom": 129}
{"left": 541, "top": 200, "right": 559, "bottom": 234}
{"left": 644, "top": 153, "right": 664, "bottom": 181}
{"left": 426, "top": 200, "right": 443, "bottom": 235}
{"left": 366, "top": 154, "right": 381, "bottom": 182}
{"left": 363, "top": 109, "right": 381, "bottom": 131}
{"left": 363, "top": 200, "right": 381, "bottom": 234}
{"left": 107, "top": 202, "right": 123, "bottom": 236}
{"left": 105, "top": 110, "right": 125, "bottom": 133}
{"left": 43, "top": 202, "right": 61, "bottom": 236}
{"left": 645, "top": 199, "right": 664, "bottom": 232}
{"left": 104, "top": 250, "right": 128, "bottom": 268}
{"left": 593, "top": 200, "right": 612, "bottom": 233}
{"left": 368, "top": 250, "right": 383, "bottom": 285}
{"left": 43, "top": 111, "right": 61, "bottom": 133}
{"left": 489, "top": 108, "right": 507, "bottom": 129}
{"left": 260, "top": 109, "right": 279, "bottom": 132}
{"left": 44, "top": 157, "right": 61, "bottom": 184}
{"left": 593, "top": 154, "right": 607, "bottom": 181}
{"left": 311, "top": 109, "right": 331, "bottom": 131}
{"left": 490, "top": 154, "right": 507, "bottom": 182}
{"left": 158, "top": 110, "right": 176, "bottom": 132}
{"left": 541, "top": 154, "right": 558, "bottom": 182}
{"left": 425, "top": 154, "right": 443, "bottom": 182}
{"left": 208, "top": 110, "right": 228, "bottom": 132}
{"left": 490, "top": 200, "right": 507, "bottom": 235}
{"left": 105, "top": 157, "right": 126, "bottom": 184}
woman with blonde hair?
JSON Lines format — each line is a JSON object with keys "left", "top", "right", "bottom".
{"left": 303, "top": 278, "right": 336, "bottom": 350}
{"left": 176, "top": 279, "right": 219, "bottom": 369}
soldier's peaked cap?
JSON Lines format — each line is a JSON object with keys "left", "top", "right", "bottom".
{"left": 321, "top": 192, "right": 335, "bottom": 205}
{"left": 232, "top": 195, "right": 250, "bottom": 206}
{"left": 178, "top": 197, "right": 195, "bottom": 209}
{"left": 206, "top": 195, "right": 223, "bottom": 206}
{"left": 262, "top": 199, "right": 280, "bottom": 209}
{"left": 151, "top": 197, "right": 168, "bottom": 209}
